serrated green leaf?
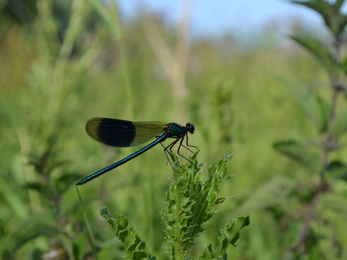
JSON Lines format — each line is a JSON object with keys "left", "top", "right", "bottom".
{"left": 199, "top": 246, "right": 226, "bottom": 260}
{"left": 100, "top": 206, "right": 108, "bottom": 217}
{"left": 219, "top": 215, "right": 250, "bottom": 249}
{"left": 331, "top": 106, "right": 347, "bottom": 137}
{"left": 118, "top": 214, "right": 129, "bottom": 229}
{"left": 161, "top": 152, "right": 234, "bottom": 257}
{"left": 215, "top": 197, "right": 225, "bottom": 204}
{"left": 278, "top": 77, "right": 330, "bottom": 132}
{"left": 119, "top": 229, "right": 130, "bottom": 243}
{"left": 274, "top": 140, "right": 321, "bottom": 172}
{"left": 199, "top": 244, "right": 215, "bottom": 260}
{"left": 100, "top": 207, "right": 154, "bottom": 259}
{"left": 289, "top": 35, "right": 338, "bottom": 75}
{"left": 133, "top": 251, "right": 148, "bottom": 260}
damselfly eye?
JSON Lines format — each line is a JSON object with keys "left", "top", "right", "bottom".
{"left": 186, "top": 123, "right": 195, "bottom": 134}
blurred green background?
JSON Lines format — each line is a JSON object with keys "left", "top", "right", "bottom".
{"left": 1, "top": 0, "right": 347, "bottom": 259}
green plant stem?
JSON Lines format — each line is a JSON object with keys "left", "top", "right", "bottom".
{"left": 289, "top": 19, "right": 344, "bottom": 257}
{"left": 289, "top": 191, "right": 321, "bottom": 255}
{"left": 173, "top": 169, "right": 185, "bottom": 260}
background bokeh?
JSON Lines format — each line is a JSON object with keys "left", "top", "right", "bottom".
{"left": 1, "top": 0, "right": 347, "bottom": 259}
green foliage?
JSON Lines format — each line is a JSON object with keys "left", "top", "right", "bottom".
{"left": 2, "top": 0, "right": 347, "bottom": 259}
{"left": 274, "top": 140, "right": 321, "bottom": 172}
{"left": 269, "top": 0, "right": 347, "bottom": 258}
{"left": 330, "top": 106, "right": 347, "bottom": 137}
{"left": 5, "top": 214, "right": 58, "bottom": 254}
{"left": 100, "top": 153, "right": 249, "bottom": 260}
{"left": 327, "top": 160, "right": 347, "bottom": 179}
{"left": 199, "top": 216, "right": 250, "bottom": 260}
{"left": 162, "top": 152, "right": 231, "bottom": 258}
{"left": 101, "top": 208, "right": 155, "bottom": 260}
{"left": 278, "top": 77, "right": 330, "bottom": 133}
{"left": 0, "top": 0, "right": 106, "bottom": 258}
{"left": 289, "top": 35, "right": 339, "bottom": 75}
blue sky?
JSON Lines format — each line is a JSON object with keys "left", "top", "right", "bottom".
{"left": 115, "top": 0, "right": 335, "bottom": 36}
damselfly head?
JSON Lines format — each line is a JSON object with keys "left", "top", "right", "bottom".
{"left": 186, "top": 123, "right": 195, "bottom": 134}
